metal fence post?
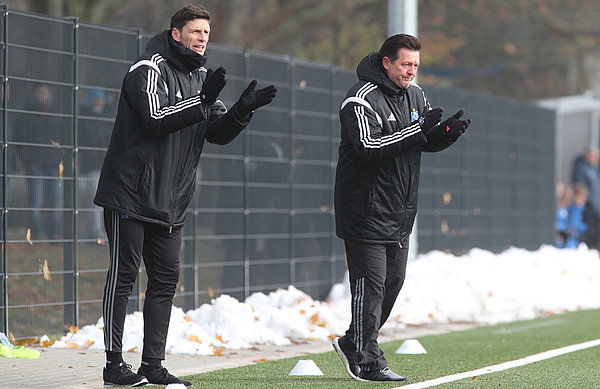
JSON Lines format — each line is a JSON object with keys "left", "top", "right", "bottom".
{"left": 66, "top": 15, "right": 80, "bottom": 328}
{"left": 1, "top": 4, "right": 8, "bottom": 335}
{"left": 242, "top": 49, "right": 250, "bottom": 299}
{"left": 289, "top": 59, "right": 296, "bottom": 287}
{"left": 329, "top": 65, "right": 337, "bottom": 288}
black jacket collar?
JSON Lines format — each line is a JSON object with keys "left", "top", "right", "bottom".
{"left": 146, "top": 30, "right": 207, "bottom": 73}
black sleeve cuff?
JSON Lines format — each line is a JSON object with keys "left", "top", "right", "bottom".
{"left": 232, "top": 104, "right": 253, "bottom": 123}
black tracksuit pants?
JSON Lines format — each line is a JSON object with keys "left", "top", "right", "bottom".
{"left": 102, "top": 209, "right": 182, "bottom": 360}
{"left": 342, "top": 239, "right": 409, "bottom": 372}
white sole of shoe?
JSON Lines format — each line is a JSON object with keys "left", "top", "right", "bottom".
{"left": 103, "top": 377, "right": 148, "bottom": 387}
{"left": 331, "top": 337, "right": 367, "bottom": 382}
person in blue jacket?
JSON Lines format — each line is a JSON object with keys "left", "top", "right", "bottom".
{"left": 572, "top": 148, "right": 600, "bottom": 248}
{"left": 554, "top": 181, "right": 571, "bottom": 248}
{"left": 566, "top": 184, "right": 588, "bottom": 248}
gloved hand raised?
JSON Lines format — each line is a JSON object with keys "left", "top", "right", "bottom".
{"left": 201, "top": 67, "right": 226, "bottom": 106}
{"left": 420, "top": 107, "right": 444, "bottom": 134}
{"left": 441, "top": 108, "right": 471, "bottom": 141}
{"left": 234, "top": 80, "right": 277, "bottom": 117}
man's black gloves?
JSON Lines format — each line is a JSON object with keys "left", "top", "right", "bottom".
{"left": 234, "top": 80, "right": 277, "bottom": 117}
{"left": 420, "top": 107, "right": 444, "bottom": 134}
{"left": 441, "top": 108, "right": 472, "bottom": 141}
{"left": 201, "top": 67, "right": 227, "bottom": 106}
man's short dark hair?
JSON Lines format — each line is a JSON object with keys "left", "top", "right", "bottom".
{"left": 379, "top": 34, "right": 421, "bottom": 62}
{"left": 170, "top": 5, "right": 211, "bottom": 31}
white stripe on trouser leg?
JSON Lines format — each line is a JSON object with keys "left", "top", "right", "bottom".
{"left": 353, "top": 278, "right": 365, "bottom": 354}
{"left": 104, "top": 210, "right": 119, "bottom": 351}
{"left": 359, "top": 278, "right": 364, "bottom": 352}
{"left": 352, "top": 280, "right": 358, "bottom": 353}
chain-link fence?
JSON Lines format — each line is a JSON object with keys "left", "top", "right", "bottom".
{"left": 0, "top": 6, "right": 554, "bottom": 339}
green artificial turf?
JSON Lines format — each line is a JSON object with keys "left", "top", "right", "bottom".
{"left": 114, "top": 309, "right": 600, "bottom": 389}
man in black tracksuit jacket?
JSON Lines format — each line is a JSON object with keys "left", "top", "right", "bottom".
{"left": 331, "top": 34, "right": 471, "bottom": 382}
{"left": 94, "top": 5, "right": 276, "bottom": 387}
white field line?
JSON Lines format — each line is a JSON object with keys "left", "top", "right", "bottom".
{"left": 394, "top": 338, "right": 600, "bottom": 389}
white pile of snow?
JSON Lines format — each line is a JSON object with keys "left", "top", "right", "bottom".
{"left": 49, "top": 245, "right": 600, "bottom": 355}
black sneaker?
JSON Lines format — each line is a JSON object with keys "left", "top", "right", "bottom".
{"left": 331, "top": 337, "right": 361, "bottom": 380}
{"left": 103, "top": 362, "right": 148, "bottom": 387}
{"left": 358, "top": 367, "right": 409, "bottom": 382}
{"left": 138, "top": 365, "right": 193, "bottom": 387}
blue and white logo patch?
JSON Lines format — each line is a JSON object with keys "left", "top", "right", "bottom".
{"left": 411, "top": 109, "right": 419, "bottom": 122}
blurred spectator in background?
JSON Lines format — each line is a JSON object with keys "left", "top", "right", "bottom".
{"left": 78, "top": 89, "right": 112, "bottom": 239}
{"left": 566, "top": 184, "right": 588, "bottom": 248}
{"left": 554, "top": 181, "right": 571, "bottom": 248}
{"left": 572, "top": 148, "right": 600, "bottom": 249}
{"left": 16, "top": 83, "right": 64, "bottom": 239}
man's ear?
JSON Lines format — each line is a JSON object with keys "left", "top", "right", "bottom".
{"left": 381, "top": 56, "right": 390, "bottom": 71}
{"left": 171, "top": 27, "right": 181, "bottom": 42}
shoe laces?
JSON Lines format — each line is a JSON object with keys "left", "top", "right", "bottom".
{"left": 118, "top": 362, "right": 135, "bottom": 373}
{"left": 154, "top": 366, "right": 175, "bottom": 379}
{"left": 381, "top": 367, "right": 391, "bottom": 374}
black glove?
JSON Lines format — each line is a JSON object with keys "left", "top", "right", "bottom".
{"left": 420, "top": 107, "right": 444, "bottom": 134}
{"left": 234, "top": 80, "right": 277, "bottom": 117}
{"left": 441, "top": 108, "right": 472, "bottom": 141}
{"left": 200, "top": 67, "right": 227, "bottom": 106}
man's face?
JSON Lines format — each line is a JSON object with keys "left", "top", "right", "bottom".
{"left": 382, "top": 48, "right": 420, "bottom": 88}
{"left": 172, "top": 18, "right": 210, "bottom": 55}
